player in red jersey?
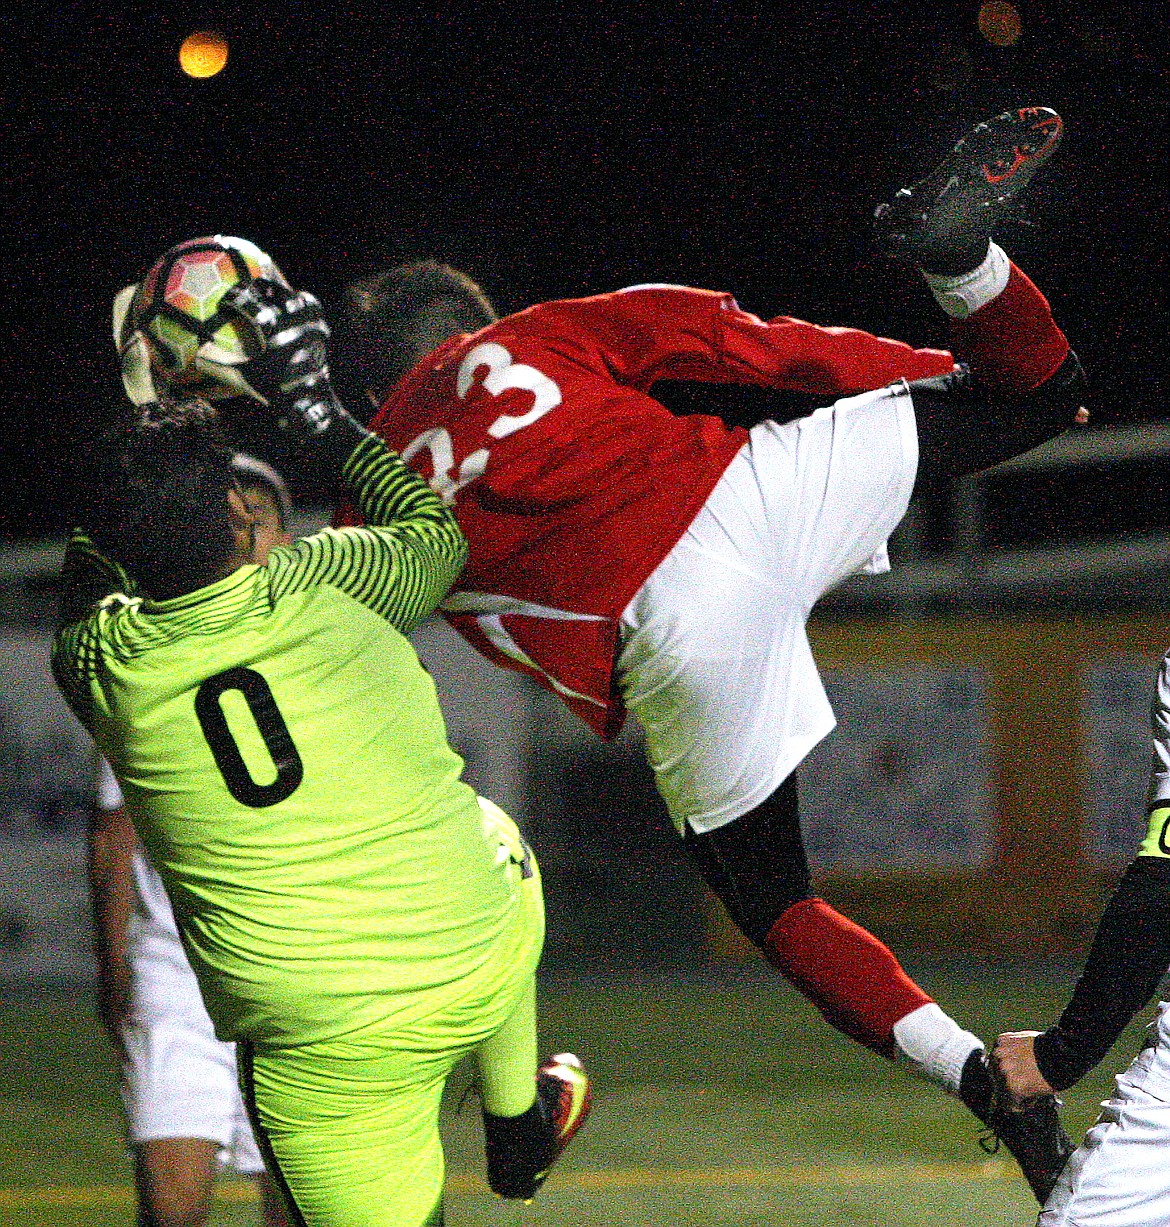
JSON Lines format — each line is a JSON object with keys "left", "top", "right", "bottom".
{"left": 269, "top": 109, "right": 1079, "bottom": 1200}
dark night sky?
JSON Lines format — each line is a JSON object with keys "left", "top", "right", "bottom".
{"left": 5, "top": 1, "right": 1169, "bottom": 540}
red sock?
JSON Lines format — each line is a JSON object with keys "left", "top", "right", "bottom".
{"left": 950, "top": 261, "right": 1069, "bottom": 396}
{"left": 762, "top": 898, "right": 931, "bottom": 1059}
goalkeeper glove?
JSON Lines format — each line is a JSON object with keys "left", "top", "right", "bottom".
{"left": 111, "top": 283, "right": 160, "bottom": 407}
{"left": 223, "top": 278, "right": 353, "bottom": 439}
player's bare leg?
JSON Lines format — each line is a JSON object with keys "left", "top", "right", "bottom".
{"left": 133, "top": 1138, "right": 290, "bottom": 1227}
{"left": 133, "top": 1138, "right": 218, "bottom": 1227}
{"left": 258, "top": 1174, "right": 290, "bottom": 1227}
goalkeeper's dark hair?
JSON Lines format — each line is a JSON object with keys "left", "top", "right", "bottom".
{"left": 332, "top": 261, "right": 498, "bottom": 407}
{"left": 80, "top": 400, "right": 238, "bottom": 600}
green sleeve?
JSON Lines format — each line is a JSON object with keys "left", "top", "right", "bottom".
{"left": 53, "top": 530, "right": 140, "bottom": 732}
{"left": 1139, "top": 805, "right": 1170, "bottom": 858}
{"left": 59, "top": 529, "right": 138, "bottom": 624}
{"left": 268, "top": 434, "right": 468, "bottom": 633}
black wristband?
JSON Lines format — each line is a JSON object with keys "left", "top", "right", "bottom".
{"left": 311, "top": 405, "right": 370, "bottom": 481}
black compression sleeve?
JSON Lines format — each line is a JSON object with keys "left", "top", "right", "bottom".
{"left": 1033, "top": 855, "right": 1170, "bottom": 1091}
{"left": 681, "top": 774, "right": 811, "bottom": 945}
{"left": 912, "top": 349, "right": 1087, "bottom": 485}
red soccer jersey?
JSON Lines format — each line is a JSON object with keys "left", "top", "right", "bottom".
{"left": 350, "top": 285, "right": 955, "bottom": 737}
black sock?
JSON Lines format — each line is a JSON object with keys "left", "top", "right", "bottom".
{"left": 483, "top": 1098, "right": 545, "bottom": 1150}
{"left": 922, "top": 237, "right": 991, "bottom": 278}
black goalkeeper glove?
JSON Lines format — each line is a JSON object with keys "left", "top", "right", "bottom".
{"left": 223, "top": 278, "right": 352, "bottom": 439}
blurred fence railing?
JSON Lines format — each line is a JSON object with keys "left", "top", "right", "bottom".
{"left": 8, "top": 425, "right": 1170, "bottom": 980}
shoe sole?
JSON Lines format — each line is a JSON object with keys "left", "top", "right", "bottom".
{"left": 876, "top": 107, "right": 1062, "bottom": 256}
{"left": 941, "top": 107, "right": 1062, "bottom": 211}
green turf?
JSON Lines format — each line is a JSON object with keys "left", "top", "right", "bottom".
{"left": 0, "top": 967, "right": 1150, "bottom": 1225}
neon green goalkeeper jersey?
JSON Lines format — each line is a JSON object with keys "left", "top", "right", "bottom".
{"left": 54, "top": 435, "right": 538, "bottom": 1046}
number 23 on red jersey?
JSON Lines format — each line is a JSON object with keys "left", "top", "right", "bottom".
{"left": 400, "top": 341, "right": 562, "bottom": 503}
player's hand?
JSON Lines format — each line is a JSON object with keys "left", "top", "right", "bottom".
{"left": 223, "top": 278, "right": 343, "bottom": 437}
{"left": 992, "top": 1031, "right": 1055, "bottom": 1105}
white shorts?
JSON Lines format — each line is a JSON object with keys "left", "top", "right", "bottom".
{"left": 617, "top": 382, "right": 918, "bottom": 834}
{"left": 1040, "top": 1002, "right": 1170, "bottom": 1227}
{"left": 121, "top": 946, "right": 265, "bottom": 1175}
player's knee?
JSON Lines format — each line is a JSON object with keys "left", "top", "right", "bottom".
{"left": 912, "top": 350, "right": 1087, "bottom": 481}
{"left": 684, "top": 778, "right": 813, "bottom": 946}
{"left": 734, "top": 884, "right": 815, "bottom": 948}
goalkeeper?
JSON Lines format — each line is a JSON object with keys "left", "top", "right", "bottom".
{"left": 52, "top": 287, "right": 591, "bottom": 1227}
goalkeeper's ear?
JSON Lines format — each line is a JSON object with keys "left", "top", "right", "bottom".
{"left": 111, "top": 283, "right": 158, "bottom": 407}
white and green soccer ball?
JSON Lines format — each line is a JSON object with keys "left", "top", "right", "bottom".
{"left": 113, "top": 235, "right": 288, "bottom": 405}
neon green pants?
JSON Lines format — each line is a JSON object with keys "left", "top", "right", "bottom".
{"left": 240, "top": 853, "right": 543, "bottom": 1225}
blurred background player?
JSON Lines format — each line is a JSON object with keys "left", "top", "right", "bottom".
{"left": 317, "top": 107, "right": 1080, "bottom": 1201}
{"left": 993, "top": 646, "right": 1170, "bottom": 1226}
{"left": 56, "top": 289, "right": 590, "bottom": 1225}
{"left": 88, "top": 454, "right": 294, "bottom": 1227}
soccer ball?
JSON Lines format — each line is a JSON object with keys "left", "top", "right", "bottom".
{"left": 114, "top": 235, "right": 289, "bottom": 404}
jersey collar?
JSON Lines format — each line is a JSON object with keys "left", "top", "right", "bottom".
{"left": 141, "top": 564, "right": 260, "bottom": 618}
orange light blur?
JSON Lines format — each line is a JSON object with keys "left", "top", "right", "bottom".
{"left": 179, "top": 31, "right": 229, "bottom": 79}
{"left": 978, "top": 2, "right": 1023, "bottom": 47}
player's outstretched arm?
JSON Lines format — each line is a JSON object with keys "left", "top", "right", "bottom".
{"left": 540, "top": 285, "right": 955, "bottom": 401}
{"left": 994, "top": 853, "right": 1170, "bottom": 1100}
{"left": 227, "top": 279, "right": 467, "bottom": 632}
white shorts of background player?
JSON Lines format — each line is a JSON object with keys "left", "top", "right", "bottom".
{"left": 617, "top": 381, "right": 918, "bottom": 835}
{"left": 1040, "top": 999, "right": 1170, "bottom": 1227}
{"left": 121, "top": 851, "right": 264, "bottom": 1173}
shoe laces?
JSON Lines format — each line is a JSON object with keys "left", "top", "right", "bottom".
{"left": 456, "top": 1079, "right": 482, "bottom": 1117}
{"left": 978, "top": 1127, "right": 1002, "bottom": 1156}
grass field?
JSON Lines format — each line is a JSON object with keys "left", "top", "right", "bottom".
{"left": 0, "top": 965, "right": 1147, "bottom": 1226}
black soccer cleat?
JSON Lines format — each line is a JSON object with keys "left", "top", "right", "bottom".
{"left": 874, "top": 107, "right": 1063, "bottom": 273}
{"left": 959, "top": 1048, "right": 1073, "bottom": 1205}
{"left": 483, "top": 1052, "right": 592, "bottom": 1201}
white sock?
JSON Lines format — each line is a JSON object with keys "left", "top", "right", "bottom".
{"left": 922, "top": 241, "right": 1011, "bottom": 319}
{"left": 892, "top": 1003, "right": 983, "bottom": 1094}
